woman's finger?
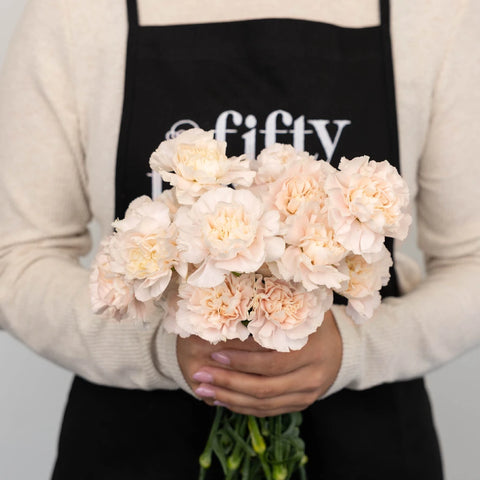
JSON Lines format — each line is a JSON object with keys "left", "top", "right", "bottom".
{"left": 210, "top": 348, "right": 313, "bottom": 376}
{"left": 195, "top": 381, "right": 320, "bottom": 418}
{"left": 192, "top": 365, "right": 324, "bottom": 400}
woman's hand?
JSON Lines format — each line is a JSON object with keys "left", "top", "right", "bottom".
{"left": 177, "top": 310, "right": 342, "bottom": 417}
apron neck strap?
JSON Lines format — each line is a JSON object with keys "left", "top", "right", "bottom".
{"left": 127, "top": 0, "right": 139, "bottom": 28}
{"left": 380, "top": 0, "right": 391, "bottom": 30}
{"left": 379, "top": 0, "right": 400, "bottom": 175}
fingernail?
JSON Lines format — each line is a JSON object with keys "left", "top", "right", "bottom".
{"left": 192, "top": 371, "right": 214, "bottom": 383}
{"left": 214, "top": 400, "right": 229, "bottom": 408}
{"left": 211, "top": 352, "right": 231, "bottom": 365}
{"left": 195, "top": 385, "right": 216, "bottom": 398}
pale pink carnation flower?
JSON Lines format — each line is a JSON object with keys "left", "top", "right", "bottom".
{"left": 149, "top": 128, "right": 255, "bottom": 205}
{"left": 270, "top": 246, "right": 348, "bottom": 292}
{"left": 254, "top": 144, "right": 314, "bottom": 185}
{"left": 263, "top": 156, "right": 335, "bottom": 221}
{"left": 284, "top": 202, "right": 347, "bottom": 266}
{"left": 155, "top": 189, "right": 180, "bottom": 218}
{"left": 159, "top": 276, "right": 193, "bottom": 338}
{"left": 175, "top": 187, "right": 285, "bottom": 288}
{"left": 164, "top": 273, "right": 259, "bottom": 344}
{"left": 110, "top": 196, "right": 187, "bottom": 302}
{"left": 248, "top": 278, "right": 332, "bottom": 352}
{"left": 336, "top": 246, "right": 393, "bottom": 324}
{"left": 90, "top": 238, "right": 151, "bottom": 322}
{"left": 270, "top": 203, "right": 348, "bottom": 291}
{"left": 325, "top": 156, "right": 411, "bottom": 255}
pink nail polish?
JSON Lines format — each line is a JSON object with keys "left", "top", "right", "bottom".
{"left": 192, "top": 371, "right": 214, "bottom": 383}
{"left": 195, "top": 385, "right": 216, "bottom": 398}
{"left": 211, "top": 352, "right": 231, "bottom": 365}
{"left": 214, "top": 400, "right": 229, "bottom": 408}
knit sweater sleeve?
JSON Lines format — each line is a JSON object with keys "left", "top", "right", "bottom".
{"left": 326, "top": 0, "right": 480, "bottom": 396}
{"left": 0, "top": 0, "right": 192, "bottom": 394}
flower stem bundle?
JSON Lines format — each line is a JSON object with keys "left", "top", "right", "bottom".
{"left": 199, "top": 408, "right": 307, "bottom": 480}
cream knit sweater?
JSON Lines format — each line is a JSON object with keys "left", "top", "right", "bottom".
{"left": 0, "top": 0, "right": 479, "bottom": 398}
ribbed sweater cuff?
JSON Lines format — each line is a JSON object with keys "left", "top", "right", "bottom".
{"left": 321, "top": 304, "right": 361, "bottom": 398}
{"left": 154, "top": 328, "right": 197, "bottom": 397}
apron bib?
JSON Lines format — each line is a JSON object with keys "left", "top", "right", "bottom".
{"left": 52, "top": 1, "right": 443, "bottom": 478}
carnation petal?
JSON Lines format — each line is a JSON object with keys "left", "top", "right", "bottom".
{"left": 264, "top": 237, "right": 286, "bottom": 262}
{"left": 308, "top": 266, "right": 349, "bottom": 290}
{"left": 346, "top": 292, "right": 381, "bottom": 324}
{"left": 188, "top": 259, "right": 227, "bottom": 288}
{"left": 134, "top": 272, "right": 171, "bottom": 302}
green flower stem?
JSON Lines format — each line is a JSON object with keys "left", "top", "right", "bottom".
{"left": 260, "top": 417, "right": 270, "bottom": 437}
{"left": 272, "top": 416, "right": 288, "bottom": 480}
{"left": 273, "top": 464, "right": 288, "bottom": 480}
{"left": 227, "top": 450, "right": 244, "bottom": 479}
{"left": 284, "top": 412, "right": 302, "bottom": 436}
{"left": 274, "top": 415, "right": 282, "bottom": 461}
{"left": 247, "top": 416, "right": 266, "bottom": 454}
{"left": 198, "top": 407, "right": 224, "bottom": 477}
{"left": 299, "top": 465, "right": 307, "bottom": 480}
{"left": 241, "top": 453, "right": 251, "bottom": 480}
{"left": 227, "top": 417, "right": 246, "bottom": 474}
{"left": 247, "top": 416, "right": 271, "bottom": 480}
{"left": 225, "top": 424, "right": 256, "bottom": 457}
{"left": 212, "top": 435, "right": 229, "bottom": 474}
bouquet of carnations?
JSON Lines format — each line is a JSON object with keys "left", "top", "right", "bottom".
{"left": 90, "top": 128, "right": 411, "bottom": 479}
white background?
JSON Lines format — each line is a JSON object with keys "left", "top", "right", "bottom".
{"left": 1, "top": 1, "right": 480, "bottom": 479}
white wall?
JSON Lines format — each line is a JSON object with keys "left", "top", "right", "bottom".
{"left": 0, "top": 1, "right": 479, "bottom": 479}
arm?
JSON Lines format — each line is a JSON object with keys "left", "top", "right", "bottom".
{"left": 327, "top": 0, "right": 480, "bottom": 395}
{"left": 0, "top": 0, "right": 190, "bottom": 393}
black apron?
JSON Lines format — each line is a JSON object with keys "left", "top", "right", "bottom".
{"left": 52, "top": 1, "right": 443, "bottom": 478}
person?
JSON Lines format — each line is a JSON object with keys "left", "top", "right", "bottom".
{"left": 0, "top": 0, "right": 479, "bottom": 478}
